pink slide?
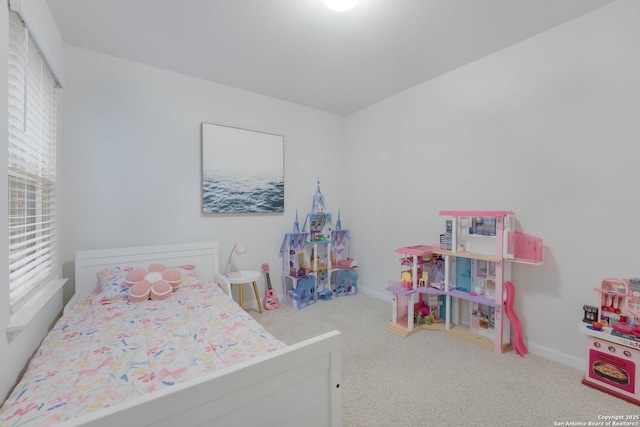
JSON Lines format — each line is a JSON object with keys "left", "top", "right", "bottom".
{"left": 504, "top": 281, "right": 528, "bottom": 357}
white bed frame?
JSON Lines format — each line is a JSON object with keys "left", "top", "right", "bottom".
{"left": 60, "top": 241, "right": 342, "bottom": 427}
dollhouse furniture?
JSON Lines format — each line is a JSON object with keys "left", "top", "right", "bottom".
{"left": 386, "top": 210, "right": 543, "bottom": 355}
{"left": 0, "top": 242, "right": 342, "bottom": 426}
{"left": 579, "top": 278, "right": 640, "bottom": 406}
{"left": 280, "top": 181, "right": 358, "bottom": 309}
{"left": 227, "top": 269, "right": 263, "bottom": 314}
{"left": 418, "top": 271, "right": 429, "bottom": 287}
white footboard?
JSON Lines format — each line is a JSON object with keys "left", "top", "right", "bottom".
{"left": 58, "top": 330, "right": 342, "bottom": 427}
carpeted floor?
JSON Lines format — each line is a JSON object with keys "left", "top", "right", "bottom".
{"left": 250, "top": 292, "right": 639, "bottom": 427}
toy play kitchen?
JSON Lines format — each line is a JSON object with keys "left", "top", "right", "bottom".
{"left": 580, "top": 278, "right": 640, "bottom": 406}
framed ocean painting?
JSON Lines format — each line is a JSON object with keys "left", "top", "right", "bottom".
{"left": 201, "top": 123, "right": 284, "bottom": 213}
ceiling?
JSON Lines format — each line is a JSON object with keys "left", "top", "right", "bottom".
{"left": 47, "top": 0, "right": 614, "bottom": 116}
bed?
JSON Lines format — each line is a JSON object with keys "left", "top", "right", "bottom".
{"left": 0, "top": 241, "right": 342, "bottom": 427}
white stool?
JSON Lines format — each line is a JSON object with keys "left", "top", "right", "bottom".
{"left": 227, "top": 270, "right": 263, "bottom": 314}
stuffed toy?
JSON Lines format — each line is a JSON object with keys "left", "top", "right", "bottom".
{"left": 125, "top": 263, "right": 182, "bottom": 302}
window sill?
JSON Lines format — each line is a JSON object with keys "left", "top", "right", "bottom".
{"left": 7, "top": 278, "right": 68, "bottom": 335}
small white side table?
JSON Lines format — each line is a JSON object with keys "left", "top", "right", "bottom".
{"left": 227, "top": 270, "right": 263, "bottom": 314}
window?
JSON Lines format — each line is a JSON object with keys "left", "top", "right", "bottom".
{"left": 8, "top": 12, "right": 59, "bottom": 314}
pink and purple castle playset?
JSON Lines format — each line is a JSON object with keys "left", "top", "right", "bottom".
{"left": 279, "top": 181, "right": 358, "bottom": 309}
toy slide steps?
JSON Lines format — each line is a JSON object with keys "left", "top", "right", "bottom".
{"left": 504, "top": 281, "right": 528, "bottom": 357}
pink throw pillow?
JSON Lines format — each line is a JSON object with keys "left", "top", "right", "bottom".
{"left": 150, "top": 280, "right": 172, "bottom": 301}
{"left": 162, "top": 269, "right": 182, "bottom": 290}
{"left": 125, "top": 269, "right": 148, "bottom": 287}
{"left": 128, "top": 281, "right": 152, "bottom": 303}
{"left": 148, "top": 263, "right": 167, "bottom": 273}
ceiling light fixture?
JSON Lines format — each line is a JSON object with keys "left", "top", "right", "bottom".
{"left": 324, "top": 0, "right": 359, "bottom": 12}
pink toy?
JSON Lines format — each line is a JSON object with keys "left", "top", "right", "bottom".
{"left": 504, "top": 281, "right": 527, "bottom": 357}
{"left": 612, "top": 322, "right": 634, "bottom": 334}
{"left": 125, "top": 264, "right": 182, "bottom": 303}
{"left": 581, "top": 278, "right": 640, "bottom": 406}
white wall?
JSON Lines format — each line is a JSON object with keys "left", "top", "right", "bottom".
{"left": 57, "top": 46, "right": 348, "bottom": 303}
{"left": 346, "top": 0, "right": 640, "bottom": 368}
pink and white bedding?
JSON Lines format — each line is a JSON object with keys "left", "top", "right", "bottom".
{"left": 0, "top": 270, "right": 285, "bottom": 427}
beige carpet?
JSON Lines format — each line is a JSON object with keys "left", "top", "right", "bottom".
{"left": 251, "top": 293, "right": 639, "bottom": 427}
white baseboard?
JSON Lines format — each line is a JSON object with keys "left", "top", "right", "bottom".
{"left": 358, "top": 286, "right": 393, "bottom": 302}
{"left": 527, "top": 341, "right": 585, "bottom": 371}
{"left": 358, "top": 285, "right": 587, "bottom": 371}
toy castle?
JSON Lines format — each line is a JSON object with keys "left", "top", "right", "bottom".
{"left": 279, "top": 180, "right": 358, "bottom": 309}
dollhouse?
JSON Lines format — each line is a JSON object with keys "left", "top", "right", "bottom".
{"left": 386, "top": 210, "right": 543, "bottom": 355}
{"left": 385, "top": 245, "right": 446, "bottom": 337}
{"left": 280, "top": 181, "right": 357, "bottom": 309}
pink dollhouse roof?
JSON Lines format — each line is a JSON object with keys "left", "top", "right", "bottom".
{"left": 395, "top": 245, "right": 433, "bottom": 256}
{"left": 439, "top": 210, "right": 514, "bottom": 217}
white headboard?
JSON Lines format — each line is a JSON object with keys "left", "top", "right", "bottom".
{"left": 72, "top": 241, "right": 220, "bottom": 309}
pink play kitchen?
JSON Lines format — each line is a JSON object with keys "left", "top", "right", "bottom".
{"left": 580, "top": 278, "right": 640, "bottom": 406}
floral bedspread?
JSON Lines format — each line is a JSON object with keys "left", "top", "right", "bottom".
{"left": 0, "top": 281, "right": 285, "bottom": 427}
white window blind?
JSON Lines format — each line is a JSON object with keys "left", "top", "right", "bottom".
{"left": 8, "top": 11, "right": 59, "bottom": 313}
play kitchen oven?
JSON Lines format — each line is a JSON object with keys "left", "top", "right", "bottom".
{"left": 585, "top": 336, "right": 640, "bottom": 400}
{"left": 583, "top": 334, "right": 640, "bottom": 405}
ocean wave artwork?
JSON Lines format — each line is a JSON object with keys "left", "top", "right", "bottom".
{"left": 203, "top": 171, "right": 284, "bottom": 213}
{"left": 202, "top": 123, "right": 284, "bottom": 213}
